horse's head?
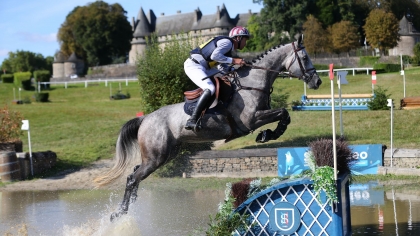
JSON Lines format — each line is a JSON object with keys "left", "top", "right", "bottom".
{"left": 286, "top": 35, "right": 322, "bottom": 90}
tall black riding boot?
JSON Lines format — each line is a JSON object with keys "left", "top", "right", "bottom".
{"left": 185, "top": 89, "right": 212, "bottom": 131}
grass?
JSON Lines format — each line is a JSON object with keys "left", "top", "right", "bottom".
{"left": 1, "top": 67, "right": 420, "bottom": 176}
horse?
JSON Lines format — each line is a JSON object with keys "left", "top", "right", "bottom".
{"left": 94, "top": 35, "right": 322, "bottom": 221}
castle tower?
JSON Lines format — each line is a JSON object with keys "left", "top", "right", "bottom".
{"left": 52, "top": 51, "right": 65, "bottom": 78}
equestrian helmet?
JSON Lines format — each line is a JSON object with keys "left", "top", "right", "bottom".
{"left": 229, "top": 26, "right": 251, "bottom": 38}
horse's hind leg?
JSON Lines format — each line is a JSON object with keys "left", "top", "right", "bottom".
{"left": 110, "top": 141, "right": 180, "bottom": 222}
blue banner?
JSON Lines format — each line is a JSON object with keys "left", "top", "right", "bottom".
{"left": 277, "top": 144, "right": 383, "bottom": 177}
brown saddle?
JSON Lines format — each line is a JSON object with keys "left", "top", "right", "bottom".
{"left": 184, "top": 75, "right": 233, "bottom": 104}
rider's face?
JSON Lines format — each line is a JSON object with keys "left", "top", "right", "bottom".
{"left": 238, "top": 37, "right": 248, "bottom": 50}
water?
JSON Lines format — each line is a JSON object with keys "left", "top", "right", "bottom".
{"left": 1, "top": 182, "right": 420, "bottom": 235}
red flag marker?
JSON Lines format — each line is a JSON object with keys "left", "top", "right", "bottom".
{"left": 329, "top": 64, "right": 334, "bottom": 80}
{"left": 372, "top": 71, "right": 377, "bottom": 85}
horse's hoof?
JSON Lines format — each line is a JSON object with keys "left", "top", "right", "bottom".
{"left": 256, "top": 130, "right": 268, "bottom": 143}
{"left": 110, "top": 210, "right": 127, "bottom": 222}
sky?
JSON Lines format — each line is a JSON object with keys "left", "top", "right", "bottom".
{"left": 0, "top": 0, "right": 263, "bottom": 65}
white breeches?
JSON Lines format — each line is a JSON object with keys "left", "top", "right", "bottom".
{"left": 184, "top": 59, "right": 217, "bottom": 96}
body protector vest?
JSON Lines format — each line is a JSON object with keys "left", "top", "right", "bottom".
{"left": 190, "top": 36, "right": 234, "bottom": 68}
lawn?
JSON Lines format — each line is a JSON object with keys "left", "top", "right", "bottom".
{"left": 1, "top": 67, "right": 420, "bottom": 173}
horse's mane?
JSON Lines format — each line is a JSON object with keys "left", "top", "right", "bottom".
{"left": 248, "top": 44, "right": 285, "bottom": 64}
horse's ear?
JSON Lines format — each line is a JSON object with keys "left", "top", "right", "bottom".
{"left": 297, "top": 34, "right": 303, "bottom": 45}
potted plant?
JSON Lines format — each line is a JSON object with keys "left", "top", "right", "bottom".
{"left": 0, "top": 105, "right": 24, "bottom": 152}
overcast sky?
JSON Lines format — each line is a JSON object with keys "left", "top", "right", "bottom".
{"left": 0, "top": 0, "right": 263, "bottom": 65}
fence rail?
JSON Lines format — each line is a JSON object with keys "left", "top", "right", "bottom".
{"left": 38, "top": 77, "right": 138, "bottom": 89}
{"left": 317, "top": 68, "right": 374, "bottom": 76}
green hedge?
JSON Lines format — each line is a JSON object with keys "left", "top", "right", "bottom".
{"left": 1, "top": 74, "right": 14, "bottom": 83}
{"left": 373, "top": 64, "right": 401, "bottom": 73}
{"left": 34, "top": 70, "right": 51, "bottom": 90}
{"left": 359, "top": 56, "right": 380, "bottom": 67}
{"left": 13, "top": 72, "right": 32, "bottom": 90}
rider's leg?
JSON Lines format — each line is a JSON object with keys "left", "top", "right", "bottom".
{"left": 184, "top": 59, "right": 215, "bottom": 131}
{"left": 185, "top": 89, "right": 212, "bottom": 131}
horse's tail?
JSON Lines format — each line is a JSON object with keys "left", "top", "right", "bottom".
{"left": 94, "top": 116, "right": 144, "bottom": 187}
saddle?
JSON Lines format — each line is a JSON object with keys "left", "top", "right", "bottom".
{"left": 183, "top": 75, "right": 240, "bottom": 142}
{"left": 183, "top": 75, "right": 233, "bottom": 105}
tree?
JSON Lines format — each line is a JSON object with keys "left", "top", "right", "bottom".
{"left": 57, "top": 1, "right": 132, "bottom": 66}
{"left": 302, "top": 15, "right": 328, "bottom": 56}
{"left": 331, "top": 21, "right": 360, "bottom": 56}
{"left": 314, "top": 0, "right": 340, "bottom": 27}
{"left": 363, "top": 9, "right": 399, "bottom": 55}
{"left": 240, "top": 14, "right": 265, "bottom": 52}
{"left": 412, "top": 42, "right": 420, "bottom": 65}
{"left": 257, "top": 0, "right": 313, "bottom": 49}
{"left": 1, "top": 50, "right": 50, "bottom": 74}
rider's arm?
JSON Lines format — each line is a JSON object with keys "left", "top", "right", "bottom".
{"left": 210, "top": 38, "right": 245, "bottom": 66}
{"left": 210, "top": 39, "right": 235, "bottom": 64}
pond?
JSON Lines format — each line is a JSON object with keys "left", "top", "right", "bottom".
{"left": 1, "top": 181, "right": 420, "bottom": 235}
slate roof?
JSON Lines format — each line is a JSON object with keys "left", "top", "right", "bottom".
{"left": 132, "top": 3, "right": 255, "bottom": 38}
{"left": 398, "top": 15, "right": 420, "bottom": 36}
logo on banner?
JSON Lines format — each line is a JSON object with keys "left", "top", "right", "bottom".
{"left": 269, "top": 202, "right": 301, "bottom": 234}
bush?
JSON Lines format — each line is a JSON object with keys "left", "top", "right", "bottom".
{"left": 13, "top": 72, "right": 32, "bottom": 89}
{"left": 1, "top": 74, "right": 14, "bottom": 83}
{"left": 373, "top": 63, "right": 401, "bottom": 73}
{"left": 34, "top": 70, "right": 51, "bottom": 90}
{"left": 137, "top": 33, "right": 197, "bottom": 114}
{"left": 34, "top": 92, "right": 49, "bottom": 102}
{"left": 359, "top": 56, "right": 380, "bottom": 67}
{"left": 412, "top": 43, "right": 420, "bottom": 65}
{"left": 367, "top": 86, "right": 391, "bottom": 110}
{"left": 0, "top": 105, "right": 24, "bottom": 143}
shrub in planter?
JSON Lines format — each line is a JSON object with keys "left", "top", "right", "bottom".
{"left": 34, "top": 92, "right": 49, "bottom": 102}
{"left": 367, "top": 86, "right": 391, "bottom": 110}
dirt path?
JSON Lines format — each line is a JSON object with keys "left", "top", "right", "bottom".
{"left": 0, "top": 159, "right": 125, "bottom": 192}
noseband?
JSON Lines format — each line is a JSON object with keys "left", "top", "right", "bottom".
{"left": 287, "top": 42, "right": 317, "bottom": 84}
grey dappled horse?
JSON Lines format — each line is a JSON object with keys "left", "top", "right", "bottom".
{"left": 94, "top": 35, "right": 322, "bottom": 221}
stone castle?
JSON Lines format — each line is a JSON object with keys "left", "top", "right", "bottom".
{"left": 52, "top": 4, "right": 418, "bottom": 79}
{"left": 52, "top": 4, "right": 255, "bottom": 79}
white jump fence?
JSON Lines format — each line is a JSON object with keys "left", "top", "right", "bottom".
{"left": 37, "top": 77, "right": 138, "bottom": 89}
{"left": 317, "top": 67, "right": 374, "bottom": 76}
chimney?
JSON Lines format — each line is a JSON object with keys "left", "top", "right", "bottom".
{"left": 161, "top": 13, "right": 164, "bottom": 16}
{"left": 177, "top": 10, "right": 181, "bottom": 14}
{"left": 248, "top": 10, "right": 252, "bottom": 15}
{"left": 217, "top": 6, "right": 220, "bottom": 19}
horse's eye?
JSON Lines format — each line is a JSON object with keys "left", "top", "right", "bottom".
{"left": 302, "top": 56, "right": 307, "bottom": 61}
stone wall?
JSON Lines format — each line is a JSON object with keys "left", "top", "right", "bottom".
{"left": 188, "top": 148, "right": 278, "bottom": 178}
{"left": 87, "top": 63, "right": 136, "bottom": 79}
{"left": 383, "top": 148, "right": 420, "bottom": 168}
{"left": 188, "top": 148, "right": 420, "bottom": 178}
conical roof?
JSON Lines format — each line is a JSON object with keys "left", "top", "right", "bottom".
{"left": 398, "top": 15, "right": 420, "bottom": 36}
{"left": 133, "top": 7, "right": 151, "bottom": 37}
{"left": 214, "top": 4, "right": 235, "bottom": 28}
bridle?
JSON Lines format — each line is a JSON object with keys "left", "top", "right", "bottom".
{"left": 242, "top": 42, "right": 317, "bottom": 85}
{"left": 230, "top": 41, "right": 318, "bottom": 95}
{"left": 287, "top": 42, "right": 317, "bottom": 84}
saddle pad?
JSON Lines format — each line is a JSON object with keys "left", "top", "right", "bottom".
{"left": 183, "top": 100, "right": 225, "bottom": 116}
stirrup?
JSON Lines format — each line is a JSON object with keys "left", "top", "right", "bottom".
{"left": 185, "top": 119, "right": 201, "bottom": 132}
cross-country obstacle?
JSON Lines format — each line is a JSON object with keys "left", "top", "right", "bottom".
{"left": 233, "top": 172, "right": 352, "bottom": 235}
{"left": 293, "top": 94, "right": 374, "bottom": 111}
{"left": 400, "top": 96, "right": 420, "bottom": 109}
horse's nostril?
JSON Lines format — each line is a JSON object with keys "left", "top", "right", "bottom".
{"left": 318, "top": 79, "right": 322, "bottom": 86}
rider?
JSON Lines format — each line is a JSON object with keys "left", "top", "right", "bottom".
{"left": 184, "top": 26, "right": 250, "bottom": 131}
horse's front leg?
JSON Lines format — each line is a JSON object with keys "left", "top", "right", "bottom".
{"left": 254, "top": 108, "right": 291, "bottom": 143}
